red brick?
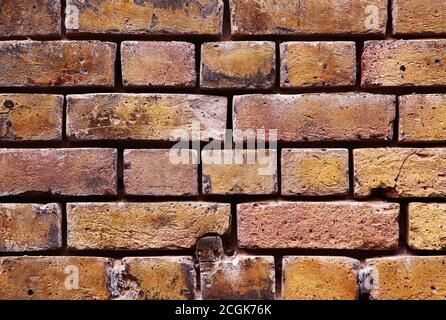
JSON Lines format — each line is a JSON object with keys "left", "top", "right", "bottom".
{"left": 237, "top": 201, "right": 399, "bottom": 250}
{"left": 0, "top": 149, "right": 117, "bottom": 196}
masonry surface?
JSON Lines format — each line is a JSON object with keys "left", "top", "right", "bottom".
{"left": 0, "top": 0, "right": 446, "bottom": 300}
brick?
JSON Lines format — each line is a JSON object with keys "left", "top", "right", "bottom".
{"left": 237, "top": 201, "right": 399, "bottom": 250}
{"left": 408, "top": 203, "right": 446, "bottom": 250}
{"left": 67, "top": 202, "right": 231, "bottom": 250}
{"left": 66, "top": 0, "right": 223, "bottom": 36}
{"left": 0, "top": 149, "right": 117, "bottom": 196}
{"left": 0, "top": 256, "right": 111, "bottom": 300}
{"left": 0, "top": 204, "right": 61, "bottom": 252}
{"left": 230, "top": 0, "right": 387, "bottom": 35}
{"left": 361, "top": 40, "right": 446, "bottom": 87}
{"left": 200, "top": 42, "right": 275, "bottom": 89}
{"left": 393, "top": 0, "right": 446, "bottom": 36}
{"left": 282, "top": 256, "right": 359, "bottom": 300}
{"left": 354, "top": 148, "right": 446, "bottom": 198}
{"left": 124, "top": 149, "right": 198, "bottom": 196}
{"left": 115, "top": 257, "right": 196, "bottom": 300}
{"left": 121, "top": 41, "right": 196, "bottom": 88}
{"left": 0, "top": 94, "right": 63, "bottom": 141}
{"left": 233, "top": 94, "right": 395, "bottom": 142}
{"left": 366, "top": 256, "right": 446, "bottom": 300}
{"left": 280, "top": 42, "right": 356, "bottom": 88}
{"left": 399, "top": 94, "right": 446, "bottom": 143}
{"left": 281, "top": 149, "right": 349, "bottom": 196}
{"left": 202, "top": 149, "right": 278, "bottom": 195}
{"left": 0, "top": 41, "right": 115, "bottom": 88}
{"left": 200, "top": 254, "right": 275, "bottom": 300}
{"left": 67, "top": 94, "right": 227, "bottom": 141}
{"left": 0, "top": 0, "right": 61, "bottom": 38}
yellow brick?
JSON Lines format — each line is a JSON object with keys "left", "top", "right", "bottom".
{"left": 408, "top": 203, "right": 446, "bottom": 250}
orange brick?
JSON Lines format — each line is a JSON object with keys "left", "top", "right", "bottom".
{"left": 0, "top": 204, "right": 61, "bottom": 252}
{"left": 0, "top": 149, "right": 117, "bottom": 196}
{"left": 237, "top": 201, "right": 399, "bottom": 250}
{"left": 0, "top": 94, "right": 63, "bottom": 141}
{"left": 399, "top": 94, "right": 446, "bottom": 143}
{"left": 230, "top": 0, "right": 388, "bottom": 35}
{"left": 233, "top": 94, "right": 395, "bottom": 142}
{"left": 282, "top": 256, "right": 359, "bottom": 300}
{"left": 124, "top": 149, "right": 198, "bottom": 196}
{"left": 280, "top": 42, "right": 356, "bottom": 88}
{"left": 201, "top": 42, "right": 276, "bottom": 89}
{"left": 393, "top": 0, "right": 446, "bottom": 36}
{"left": 0, "top": 41, "right": 116, "bottom": 88}
{"left": 121, "top": 41, "right": 196, "bottom": 88}
{"left": 361, "top": 40, "right": 446, "bottom": 87}
{"left": 408, "top": 203, "right": 446, "bottom": 250}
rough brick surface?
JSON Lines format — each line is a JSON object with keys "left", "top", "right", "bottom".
{"left": 0, "top": 0, "right": 61, "bottom": 38}
{"left": 118, "top": 257, "right": 196, "bottom": 300}
{"left": 233, "top": 94, "right": 395, "bottom": 142}
{"left": 0, "top": 257, "right": 111, "bottom": 300}
{"left": 281, "top": 149, "right": 349, "bottom": 196}
{"left": 366, "top": 256, "right": 446, "bottom": 300}
{"left": 202, "top": 150, "right": 278, "bottom": 195}
{"left": 66, "top": 0, "right": 223, "bottom": 35}
{"left": 0, "top": 149, "right": 117, "bottom": 196}
{"left": 0, "top": 94, "right": 63, "bottom": 141}
{"left": 399, "top": 94, "right": 446, "bottom": 143}
{"left": 392, "top": 0, "right": 446, "bottom": 35}
{"left": 201, "top": 42, "right": 276, "bottom": 89}
{"left": 408, "top": 203, "right": 446, "bottom": 250}
{"left": 67, "top": 94, "right": 227, "bottom": 141}
{"left": 282, "top": 256, "right": 359, "bottom": 300}
{"left": 124, "top": 149, "right": 198, "bottom": 196}
{"left": 121, "top": 41, "right": 196, "bottom": 88}
{"left": 354, "top": 148, "right": 446, "bottom": 198}
{"left": 230, "top": 0, "right": 388, "bottom": 35}
{"left": 67, "top": 202, "right": 231, "bottom": 250}
{"left": 361, "top": 40, "right": 446, "bottom": 87}
{"left": 280, "top": 42, "right": 356, "bottom": 88}
{"left": 237, "top": 201, "right": 399, "bottom": 250}
{"left": 0, "top": 41, "right": 116, "bottom": 88}
{"left": 0, "top": 204, "right": 62, "bottom": 252}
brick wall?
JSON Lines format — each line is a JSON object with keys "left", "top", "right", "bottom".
{"left": 0, "top": 0, "right": 445, "bottom": 300}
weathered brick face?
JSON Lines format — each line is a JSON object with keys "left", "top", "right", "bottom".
{"left": 1, "top": 0, "right": 446, "bottom": 301}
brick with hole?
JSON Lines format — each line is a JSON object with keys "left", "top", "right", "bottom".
{"left": 117, "top": 257, "right": 196, "bottom": 300}
{"left": 0, "top": 256, "right": 112, "bottom": 300}
{"left": 0, "top": 95, "right": 63, "bottom": 141}
{"left": 0, "top": 41, "right": 116, "bottom": 88}
{"left": 282, "top": 256, "right": 359, "bottom": 300}
{"left": 67, "top": 202, "right": 231, "bottom": 250}
{"left": 197, "top": 237, "right": 275, "bottom": 300}
{"left": 366, "top": 256, "right": 446, "bottom": 300}
{"left": 233, "top": 94, "right": 395, "bottom": 142}
{"left": 121, "top": 41, "right": 196, "bottom": 88}
{"left": 200, "top": 42, "right": 276, "bottom": 90}
{"left": 0, "top": 0, "right": 61, "bottom": 38}
{"left": 67, "top": 94, "right": 227, "bottom": 141}
{"left": 66, "top": 0, "right": 223, "bottom": 36}
{"left": 124, "top": 149, "right": 198, "bottom": 196}
{"left": 202, "top": 149, "right": 278, "bottom": 195}
{"left": 237, "top": 201, "right": 399, "bottom": 250}
{"left": 280, "top": 42, "right": 356, "bottom": 88}
{"left": 0, "top": 204, "right": 62, "bottom": 252}
{"left": 399, "top": 94, "right": 446, "bottom": 143}
{"left": 354, "top": 148, "right": 446, "bottom": 198}
{"left": 361, "top": 40, "right": 446, "bottom": 87}
{"left": 0, "top": 148, "right": 117, "bottom": 196}
{"left": 281, "top": 149, "right": 349, "bottom": 196}
{"left": 230, "top": 0, "right": 387, "bottom": 36}
{"left": 392, "top": 0, "right": 446, "bottom": 36}
{"left": 408, "top": 203, "right": 446, "bottom": 250}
